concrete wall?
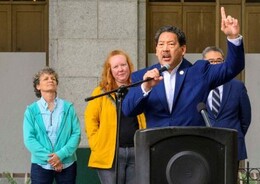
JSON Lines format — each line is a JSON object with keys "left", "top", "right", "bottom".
{"left": 0, "top": 53, "right": 45, "bottom": 172}
{"left": 49, "top": 0, "right": 147, "bottom": 148}
{"left": 245, "top": 54, "right": 260, "bottom": 168}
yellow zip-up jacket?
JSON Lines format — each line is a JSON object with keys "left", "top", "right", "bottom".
{"left": 84, "top": 86, "right": 146, "bottom": 168}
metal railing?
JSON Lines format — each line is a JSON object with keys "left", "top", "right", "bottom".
{"left": 238, "top": 161, "right": 260, "bottom": 184}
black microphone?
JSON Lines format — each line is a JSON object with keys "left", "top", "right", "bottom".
{"left": 158, "top": 64, "right": 170, "bottom": 74}
{"left": 143, "top": 64, "right": 170, "bottom": 82}
{"left": 130, "top": 64, "right": 170, "bottom": 87}
{"left": 197, "top": 102, "right": 212, "bottom": 127}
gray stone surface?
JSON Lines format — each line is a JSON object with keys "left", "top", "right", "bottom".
{"left": 47, "top": 0, "right": 143, "bottom": 150}
{"left": 99, "top": 1, "right": 137, "bottom": 39}
{"left": 57, "top": 1, "right": 98, "bottom": 39}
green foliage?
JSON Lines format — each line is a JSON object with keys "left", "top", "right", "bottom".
{"left": 2, "top": 172, "right": 17, "bottom": 184}
{"left": 2, "top": 172, "right": 31, "bottom": 184}
{"left": 238, "top": 171, "right": 259, "bottom": 184}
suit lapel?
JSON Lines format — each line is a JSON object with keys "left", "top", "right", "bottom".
{"left": 154, "top": 80, "right": 169, "bottom": 112}
{"left": 172, "top": 59, "right": 191, "bottom": 110}
{"left": 153, "top": 60, "right": 192, "bottom": 113}
{"left": 219, "top": 82, "right": 231, "bottom": 114}
{"left": 152, "top": 64, "right": 169, "bottom": 112}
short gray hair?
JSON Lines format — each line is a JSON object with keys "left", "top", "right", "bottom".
{"left": 33, "top": 67, "right": 59, "bottom": 98}
{"left": 202, "top": 46, "right": 224, "bottom": 59}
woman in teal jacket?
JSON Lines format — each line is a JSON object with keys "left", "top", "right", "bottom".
{"left": 23, "top": 67, "right": 81, "bottom": 184}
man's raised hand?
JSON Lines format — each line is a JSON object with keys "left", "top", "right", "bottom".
{"left": 220, "top": 7, "right": 240, "bottom": 39}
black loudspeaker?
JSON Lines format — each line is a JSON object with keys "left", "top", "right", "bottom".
{"left": 135, "top": 127, "right": 238, "bottom": 184}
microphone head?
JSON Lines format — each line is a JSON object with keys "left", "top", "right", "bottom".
{"left": 163, "top": 64, "right": 170, "bottom": 70}
{"left": 197, "top": 102, "right": 207, "bottom": 113}
{"left": 159, "top": 64, "right": 170, "bottom": 74}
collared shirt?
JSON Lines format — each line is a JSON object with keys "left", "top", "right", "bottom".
{"left": 37, "top": 97, "right": 72, "bottom": 170}
{"left": 37, "top": 97, "right": 63, "bottom": 148}
{"left": 141, "top": 62, "right": 182, "bottom": 112}
{"left": 207, "top": 85, "right": 223, "bottom": 110}
{"left": 163, "top": 62, "right": 181, "bottom": 112}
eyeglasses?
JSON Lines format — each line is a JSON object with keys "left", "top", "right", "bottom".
{"left": 208, "top": 59, "right": 224, "bottom": 64}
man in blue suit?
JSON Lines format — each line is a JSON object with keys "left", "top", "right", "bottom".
{"left": 122, "top": 7, "right": 245, "bottom": 128}
{"left": 203, "top": 46, "right": 251, "bottom": 161}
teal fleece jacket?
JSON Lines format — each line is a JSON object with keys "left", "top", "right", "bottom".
{"left": 23, "top": 100, "right": 81, "bottom": 164}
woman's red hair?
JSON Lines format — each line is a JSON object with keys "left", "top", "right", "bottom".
{"left": 99, "top": 50, "right": 134, "bottom": 92}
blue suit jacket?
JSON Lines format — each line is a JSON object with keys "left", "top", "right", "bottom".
{"left": 207, "top": 79, "right": 251, "bottom": 160}
{"left": 122, "top": 41, "right": 245, "bottom": 128}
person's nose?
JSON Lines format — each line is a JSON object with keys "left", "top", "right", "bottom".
{"left": 118, "top": 66, "right": 124, "bottom": 71}
{"left": 163, "top": 44, "right": 170, "bottom": 51}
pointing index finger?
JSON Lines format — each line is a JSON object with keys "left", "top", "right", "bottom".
{"left": 221, "top": 7, "right": 226, "bottom": 20}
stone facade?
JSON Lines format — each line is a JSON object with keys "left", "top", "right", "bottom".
{"left": 49, "top": 0, "right": 147, "bottom": 147}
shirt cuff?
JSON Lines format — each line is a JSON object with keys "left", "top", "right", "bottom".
{"left": 141, "top": 83, "right": 152, "bottom": 96}
{"left": 227, "top": 35, "right": 243, "bottom": 46}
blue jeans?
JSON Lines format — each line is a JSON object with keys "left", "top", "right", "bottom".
{"left": 97, "top": 147, "right": 135, "bottom": 184}
{"left": 30, "top": 162, "right": 77, "bottom": 184}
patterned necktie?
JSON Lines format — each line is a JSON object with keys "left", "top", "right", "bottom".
{"left": 212, "top": 88, "right": 220, "bottom": 117}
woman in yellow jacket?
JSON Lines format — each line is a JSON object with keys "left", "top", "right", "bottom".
{"left": 85, "top": 50, "right": 146, "bottom": 184}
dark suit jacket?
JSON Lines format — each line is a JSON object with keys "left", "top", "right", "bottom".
{"left": 207, "top": 79, "right": 251, "bottom": 160}
{"left": 122, "top": 41, "right": 245, "bottom": 128}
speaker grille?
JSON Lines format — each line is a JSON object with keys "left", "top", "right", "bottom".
{"left": 135, "top": 127, "right": 238, "bottom": 184}
{"left": 166, "top": 151, "right": 210, "bottom": 184}
{"left": 150, "top": 135, "right": 224, "bottom": 184}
